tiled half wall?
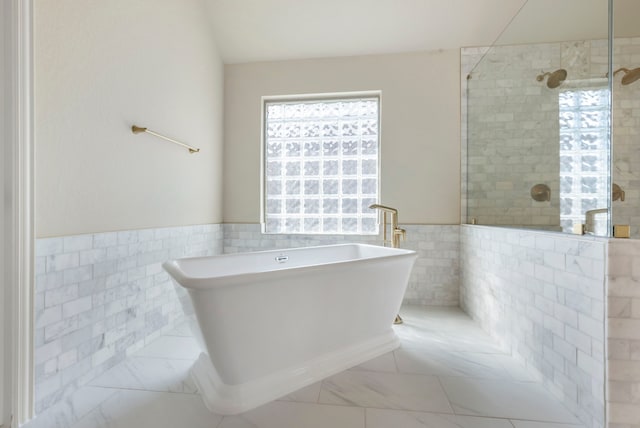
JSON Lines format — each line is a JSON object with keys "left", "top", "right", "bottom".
{"left": 34, "top": 223, "right": 460, "bottom": 413}
{"left": 460, "top": 225, "right": 606, "bottom": 428}
{"left": 223, "top": 223, "right": 460, "bottom": 305}
{"left": 37, "top": 221, "right": 637, "bottom": 427}
{"left": 34, "top": 225, "right": 223, "bottom": 413}
{"left": 607, "top": 239, "right": 640, "bottom": 428}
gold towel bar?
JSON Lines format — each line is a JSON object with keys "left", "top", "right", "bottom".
{"left": 131, "top": 125, "right": 200, "bottom": 154}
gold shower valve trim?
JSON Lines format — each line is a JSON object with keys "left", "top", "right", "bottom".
{"left": 530, "top": 184, "right": 551, "bottom": 202}
{"left": 613, "top": 183, "right": 625, "bottom": 202}
{"left": 131, "top": 125, "right": 200, "bottom": 154}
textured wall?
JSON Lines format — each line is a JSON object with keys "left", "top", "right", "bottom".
{"left": 223, "top": 50, "right": 461, "bottom": 225}
{"left": 34, "top": 0, "right": 224, "bottom": 237}
{"left": 34, "top": 225, "right": 223, "bottom": 413}
{"left": 460, "top": 225, "right": 606, "bottom": 428}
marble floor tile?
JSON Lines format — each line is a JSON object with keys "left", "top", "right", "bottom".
{"left": 491, "top": 354, "right": 541, "bottom": 382}
{"left": 396, "top": 306, "right": 506, "bottom": 355}
{"left": 70, "top": 389, "right": 221, "bottom": 428}
{"left": 278, "top": 381, "right": 322, "bottom": 404}
{"left": 439, "top": 377, "right": 579, "bottom": 423}
{"left": 394, "top": 346, "right": 511, "bottom": 380}
{"left": 163, "top": 320, "right": 193, "bottom": 337}
{"left": 510, "top": 421, "right": 585, "bottom": 428}
{"left": 31, "top": 306, "right": 586, "bottom": 428}
{"left": 349, "top": 351, "right": 398, "bottom": 373}
{"left": 24, "top": 386, "right": 118, "bottom": 428}
{"left": 218, "top": 400, "right": 364, "bottom": 428}
{"left": 366, "top": 408, "right": 515, "bottom": 428}
{"left": 88, "top": 356, "right": 197, "bottom": 394}
{"left": 318, "top": 370, "right": 453, "bottom": 413}
{"left": 134, "top": 335, "right": 201, "bottom": 360}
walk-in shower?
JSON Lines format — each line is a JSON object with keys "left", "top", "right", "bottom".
{"left": 462, "top": 2, "right": 640, "bottom": 427}
{"left": 463, "top": 0, "right": 640, "bottom": 238}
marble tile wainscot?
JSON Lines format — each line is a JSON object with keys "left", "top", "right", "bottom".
{"left": 607, "top": 239, "right": 640, "bottom": 428}
{"left": 222, "top": 223, "right": 460, "bottom": 306}
{"left": 460, "top": 225, "right": 606, "bottom": 428}
{"left": 34, "top": 224, "right": 223, "bottom": 414}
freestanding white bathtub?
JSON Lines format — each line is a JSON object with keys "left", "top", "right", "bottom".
{"left": 163, "top": 243, "right": 417, "bottom": 415}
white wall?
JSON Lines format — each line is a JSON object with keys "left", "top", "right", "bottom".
{"left": 35, "top": 0, "right": 224, "bottom": 238}
{"left": 223, "top": 50, "right": 461, "bottom": 224}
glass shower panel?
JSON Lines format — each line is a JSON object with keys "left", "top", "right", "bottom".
{"left": 464, "top": 0, "right": 611, "bottom": 235}
{"left": 612, "top": 0, "right": 640, "bottom": 238}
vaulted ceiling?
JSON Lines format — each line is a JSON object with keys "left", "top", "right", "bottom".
{"left": 204, "top": 0, "right": 630, "bottom": 65}
{"left": 205, "top": 0, "right": 527, "bottom": 63}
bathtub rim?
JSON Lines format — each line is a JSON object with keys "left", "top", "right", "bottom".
{"left": 163, "top": 243, "right": 417, "bottom": 290}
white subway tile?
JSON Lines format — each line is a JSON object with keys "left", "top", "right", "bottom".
{"left": 93, "top": 232, "right": 118, "bottom": 248}
{"left": 578, "top": 313, "right": 604, "bottom": 339}
{"left": 46, "top": 253, "right": 79, "bottom": 272}
{"left": 45, "top": 284, "right": 79, "bottom": 308}
{"left": 36, "top": 305, "right": 62, "bottom": 329}
{"left": 63, "top": 235, "right": 93, "bottom": 253}
{"left": 79, "top": 248, "right": 106, "bottom": 266}
{"left": 63, "top": 266, "right": 93, "bottom": 285}
{"left": 35, "top": 340, "right": 62, "bottom": 365}
{"left": 60, "top": 325, "right": 92, "bottom": 352}
{"left": 609, "top": 318, "right": 640, "bottom": 341}
{"left": 36, "top": 238, "right": 64, "bottom": 257}
{"left": 62, "top": 296, "right": 93, "bottom": 319}
{"left": 45, "top": 317, "right": 79, "bottom": 342}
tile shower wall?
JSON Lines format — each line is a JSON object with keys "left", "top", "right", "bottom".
{"left": 607, "top": 239, "right": 640, "bottom": 428}
{"left": 34, "top": 224, "right": 223, "bottom": 413}
{"left": 612, "top": 37, "right": 640, "bottom": 238}
{"left": 460, "top": 225, "right": 606, "bottom": 428}
{"left": 223, "top": 224, "right": 460, "bottom": 305}
{"left": 462, "top": 40, "right": 609, "bottom": 230}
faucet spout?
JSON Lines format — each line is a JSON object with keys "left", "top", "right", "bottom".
{"left": 369, "top": 204, "right": 406, "bottom": 248}
{"left": 368, "top": 204, "right": 398, "bottom": 215}
{"left": 369, "top": 204, "right": 399, "bottom": 247}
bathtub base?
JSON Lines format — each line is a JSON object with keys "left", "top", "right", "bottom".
{"left": 191, "top": 329, "right": 400, "bottom": 415}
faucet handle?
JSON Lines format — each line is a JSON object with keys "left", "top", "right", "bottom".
{"left": 394, "top": 227, "right": 406, "bottom": 241}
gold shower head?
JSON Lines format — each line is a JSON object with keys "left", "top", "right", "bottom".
{"left": 612, "top": 67, "right": 640, "bottom": 85}
{"left": 536, "top": 69, "right": 567, "bottom": 88}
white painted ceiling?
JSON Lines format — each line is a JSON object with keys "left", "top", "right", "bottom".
{"left": 206, "top": 0, "right": 527, "bottom": 64}
{"left": 206, "top": 0, "right": 636, "bottom": 65}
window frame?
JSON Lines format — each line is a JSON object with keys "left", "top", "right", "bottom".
{"left": 260, "top": 91, "right": 382, "bottom": 235}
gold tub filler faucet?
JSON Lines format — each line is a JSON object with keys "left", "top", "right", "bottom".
{"left": 369, "top": 204, "right": 406, "bottom": 325}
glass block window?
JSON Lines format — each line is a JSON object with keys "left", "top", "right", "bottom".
{"left": 558, "top": 89, "right": 610, "bottom": 234}
{"left": 263, "top": 96, "right": 380, "bottom": 234}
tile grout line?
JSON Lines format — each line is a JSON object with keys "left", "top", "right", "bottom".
{"left": 434, "top": 375, "right": 457, "bottom": 416}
